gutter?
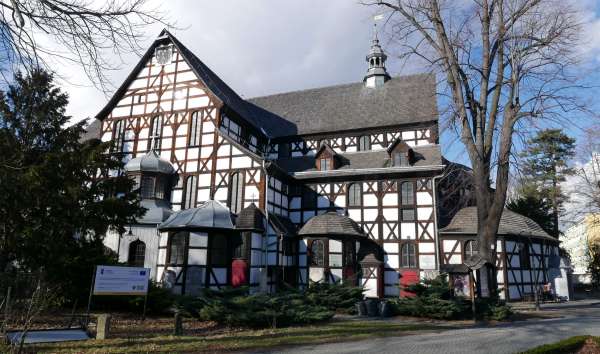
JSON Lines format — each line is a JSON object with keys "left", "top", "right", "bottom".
{"left": 432, "top": 172, "right": 444, "bottom": 273}
{"left": 292, "top": 165, "right": 445, "bottom": 179}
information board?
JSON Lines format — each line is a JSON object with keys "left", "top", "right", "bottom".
{"left": 93, "top": 265, "right": 150, "bottom": 295}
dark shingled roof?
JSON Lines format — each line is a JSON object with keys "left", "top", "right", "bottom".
{"left": 274, "top": 145, "right": 442, "bottom": 174}
{"left": 248, "top": 73, "right": 438, "bottom": 137}
{"left": 97, "top": 31, "right": 439, "bottom": 140}
{"left": 440, "top": 206, "right": 556, "bottom": 241}
{"left": 236, "top": 203, "right": 264, "bottom": 232}
{"left": 299, "top": 212, "right": 366, "bottom": 239}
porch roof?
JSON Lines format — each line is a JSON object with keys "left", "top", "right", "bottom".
{"left": 298, "top": 212, "right": 366, "bottom": 239}
{"left": 158, "top": 200, "right": 235, "bottom": 232}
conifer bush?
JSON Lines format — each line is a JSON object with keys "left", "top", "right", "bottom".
{"left": 305, "top": 282, "right": 365, "bottom": 313}
{"left": 189, "top": 287, "right": 334, "bottom": 328}
{"left": 388, "top": 274, "right": 512, "bottom": 321}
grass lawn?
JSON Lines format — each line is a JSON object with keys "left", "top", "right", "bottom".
{"left": 10, "top": 320, "right": 445, "bottom": 353}
{"left": 520, "top": 335, "right": 600, "bottom": 354}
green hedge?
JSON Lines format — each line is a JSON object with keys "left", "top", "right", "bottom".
{"left": 520, "top": 336, "right": 591, "bottom": 354}
{"left": 178, "top": 283, "right": 364, "bottom": 328}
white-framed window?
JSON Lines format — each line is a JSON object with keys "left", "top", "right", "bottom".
{"left": 358, "top": 135, "right": 371, "bottom": 151}
{"left": 189, "top": 111, "right": 202, "bottom": 146}
{"left": 401, "top": 243, "right": 417, "bottom": 268}
{"left": 401, "top": 182, "right": 414, "bottom": 205}
{"left": 228, "top": 172, "right": 244, "bottom": 214}
{"left": 394, "top": 152, "right": 409, "bottom": 167}
{"left": 148, "top": 116, "right": 162, "bottom": 151}
{"left": 112, "top": 119, "right": 125, "bottom": 152}
{"left": 347, "top": 183, "right": 362, "bottom": 207}
{"left": 182, "top": 175, "right": 198, "bottom": 209}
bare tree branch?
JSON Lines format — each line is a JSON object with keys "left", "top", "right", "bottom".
{"left": 0, "top": 0, "right": 172, "bottom": 93}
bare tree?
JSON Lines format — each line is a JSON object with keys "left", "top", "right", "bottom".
{"left": 0, "top": 0, "right": 170, "bottom": 91}
{"left": 564, "top": 126, "right": 600, "bottom": 224}
{"left": 364, "top": 0, "right": 589, "bottom": 288}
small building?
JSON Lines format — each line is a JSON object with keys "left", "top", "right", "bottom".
{"left": 561, "top": 214, "right": 600, "bottom": 285}
{"left": 439, "top": 207, "right": 568, "bottom": 301}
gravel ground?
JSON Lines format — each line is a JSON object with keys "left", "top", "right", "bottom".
{"left": 251, "top": 300, "right": 600, "bottom": 354}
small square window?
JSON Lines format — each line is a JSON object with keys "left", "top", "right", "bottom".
{"left": 402, "top": 208, "right": 415, "bottom": 221}
{"left": 320, "top": 158, "right": 331, "bottom": 171}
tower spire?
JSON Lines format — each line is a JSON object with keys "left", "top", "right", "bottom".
{"left": 364, "top": 23, "right": 390, "bottom": 88}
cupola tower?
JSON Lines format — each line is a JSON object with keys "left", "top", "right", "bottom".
{"left": 364, "top": 26, "right": 391, "bottom": 88}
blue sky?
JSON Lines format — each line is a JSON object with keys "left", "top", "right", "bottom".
{"left": 50, "top": 0, "right": 600, "bottom": 167}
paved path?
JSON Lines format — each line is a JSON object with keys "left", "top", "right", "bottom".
{"left": 255, "top": 300, "right": 600, "bottom": 354}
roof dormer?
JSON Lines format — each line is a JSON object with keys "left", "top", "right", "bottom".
{"left": 387, "top": 138, "right": 414, "bottom": 167}
{"left": 315, "top": 143, "right": 339, "bottom": 171}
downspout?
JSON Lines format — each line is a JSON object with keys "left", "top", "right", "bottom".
{"left": 432, "top": 173, "right": 444, "bottom": 273}
{"left": 261, "top": 138, "right": 271, "bottom": 292}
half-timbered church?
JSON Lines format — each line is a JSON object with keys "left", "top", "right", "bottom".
{"left": 88, "top": 29, "right": 568, "bottom": 301}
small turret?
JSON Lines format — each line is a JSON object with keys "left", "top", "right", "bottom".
{"left": 364, "top": 26, "right": 391, "bottom": 88}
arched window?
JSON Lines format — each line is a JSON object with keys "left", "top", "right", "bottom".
{"left": 189, "top": 111, "right": 202, "bottom": 146}
{"left": 401, "top": 182, "right": 414, "bottom": 205}
{"left": 309, "top": 239, "right": 325, "bottom": 267}
{"left": 168, "top": 232, "right": 187, "bottom": 265}
{"left": 182, "top": 175, "right": 197, "bottom": 209}
{"left": 112, "top": 119, "right": 125, "bottom": 152}
{"left": 148, "top": 116, "right": 162, "bottom": 150}
{"left": 358, "top": 136, "right": 371, "bottom": 151}
{"left": 128, "top": 240, "right": 146, "bottom": 267}
{"left": 464, "top": 240, "right": 479, "bottom": 259}
{"left": 228, "top": 172, "right": 244, "bottom": 214}
{"left": 347, "top": 183, "right": 362, "bottom": 207}
{"left": 401, "top": 243, "right": 417, "bottom": 268}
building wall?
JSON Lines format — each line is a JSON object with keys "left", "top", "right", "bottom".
{"left": 440, "top": 235, "right": 560, "bottom": 301}
{"left": 98, "top": 40, "right": 442, "bottom": 297}
{"left": 268, "top": 127, "right": 434, "bottom": 159}
{"left": 105, "top": 225, "right": 161, "bottom": 280}
{"left": 291, "top": 177, "right": 437, "bottom": 297}
{"left": 561, "top": 214, "right": 600, "bottom": 281}
{"left": 100, "top": 45, "right": 265, "bottom": 215}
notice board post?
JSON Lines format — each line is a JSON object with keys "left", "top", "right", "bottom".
{"left": 86, "top": 265, "right": 151, "bottom": 324}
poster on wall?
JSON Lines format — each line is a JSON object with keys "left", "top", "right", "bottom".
{"left": 93, "top": 265, "right": 150, "bottom": 296}
{"left": 452, "top": 274, "right": 470, "bottom": 297}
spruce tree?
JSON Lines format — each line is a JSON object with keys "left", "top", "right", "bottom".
{"left": 519, "top": 129, "right": 576, "bottom": 237}
{"left": 0, "top": 69, "right": 145, "bottom": 301}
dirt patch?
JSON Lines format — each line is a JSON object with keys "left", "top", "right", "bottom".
{"left": 576, "top": 338, "right": 600, "bottom": 354}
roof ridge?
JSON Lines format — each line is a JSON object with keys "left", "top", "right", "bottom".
{"left": 247, "top": 73, "right": 433, "bottom": 101}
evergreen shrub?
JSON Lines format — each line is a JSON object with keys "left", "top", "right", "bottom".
{"left": 388, "top": 274, "right": 512, "bottom": 321}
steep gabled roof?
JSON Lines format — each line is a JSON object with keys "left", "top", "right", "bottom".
{"left": 96, "top": 29, "right": 296, "bottom": 138}
{"left": 248, "top": 73, "right": 439, "bottom": 137}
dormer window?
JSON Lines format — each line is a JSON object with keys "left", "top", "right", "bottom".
{"left": 315, "top": 143, "right": 338, "bottom": 171}
{"left": 387, "top": 138, "right": 414, "bottom": 167}
{"left": 394, "top": 152, "right": 409, "bottom": 167}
